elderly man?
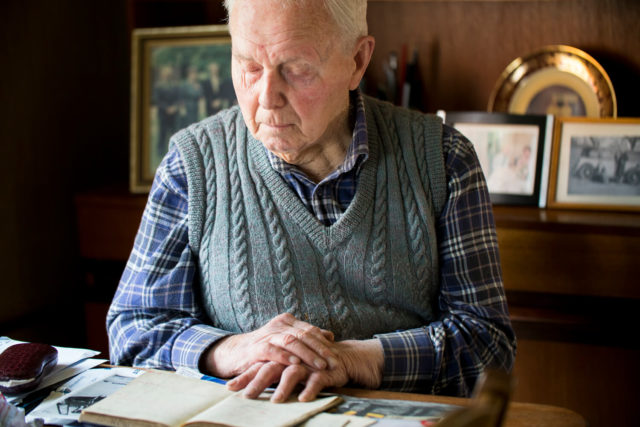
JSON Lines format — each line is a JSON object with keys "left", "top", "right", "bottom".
{"left": 108, "top": 0, "right": 516, "bottom": 403}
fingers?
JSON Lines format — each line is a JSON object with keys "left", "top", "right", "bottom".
{"left": 226, "top": 362, "right": 264, "bottom": 392}
{"left": 271, "top": 364, "right": 309, "bottom": 403}
{"left": 230, "top": 360, "right": 348, "bottom": 403}
{"left": 234, "top": 363, "right": 317, "bottom": 403}
{"left": 320, "top": 329, "right": 335, "bottom": 342}
{"left": 258, "top": 340, "right": 303, "bottom": 366}
{"left": 229, "top": 362, "right": 286, "bottom": 398}
{"left": 271, "top": 333, "right": 332, "bottom": 370}
{"left": 207, "top": 315, "right": 338, "bottom": 380}
{"left": 298, "top": 371, "right": 329, "bottom": 402}
{"left": 288, "top": 317, "right": 335, "bottom": 342}
{"left": 293, "top": 329, "right": 338, "bottom": 370}
{"left": 242, "top": 362, "right": 284, "bottom": 399}
{"left": 262, "top": 314, "right": 338, "bottom": 370}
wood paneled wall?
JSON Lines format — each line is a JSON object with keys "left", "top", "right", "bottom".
{"left": 0, "top": 0, "right": 129, "bottom": 344}
{"left": 366, "top": 0, "right": 640, "bottom": 115}
{"left": 514, "top": 340, "right": 640, "bottom": 427}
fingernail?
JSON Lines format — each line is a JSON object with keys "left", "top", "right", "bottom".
{"left": 299, "top": 392, "right": 311, "bottom": 402}
{"left": 289, "top": 355, "right": 301, "bottom": 364}
{"left": 328, "top": 357, "right": 338, "bottom": 369}
{"left": 271, "top": 392, "right": 283, "bottom": 403}
{"left": 314, "top": 358, "right": 326, "bottom": 369}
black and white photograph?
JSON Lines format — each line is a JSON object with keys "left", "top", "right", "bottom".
{"left": 549, "top": 117, "right": 640, "bottom": 211}
{"left": 568, "top": 136, "right": 640, "bottom": 192}
{"left": 25, "top": 371, "right": 140, "bottom": 425}
{"left": 130, "top": 25, "right": 234, "bottom": 192}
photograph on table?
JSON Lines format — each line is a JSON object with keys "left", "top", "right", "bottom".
{"left": 548, "top": 117, "right": 640, "bottom": 211}
{"left": 129, "top": 25, "right": 235, "bottom": 193}
{"left": 443, "top": 112, "right": 553, "bottom": 206}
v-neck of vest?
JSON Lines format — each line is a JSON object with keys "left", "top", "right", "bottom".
{"left": 247, "top": 113, "right": 380, "bottom": 252}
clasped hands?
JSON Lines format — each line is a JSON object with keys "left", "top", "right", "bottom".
{"left": 202, "top": 313, "right": 383, "bottom": 403}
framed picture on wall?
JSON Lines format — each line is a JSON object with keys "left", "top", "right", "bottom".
{"left": 130, "top": 25, "right": 235, "bottom": 193}
{"left": 547, "top": 117, "right": 640, "bottom": 211}
{"left": 443, "top": 112, "right": 553, "bottom": 206}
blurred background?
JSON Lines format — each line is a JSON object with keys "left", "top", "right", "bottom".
{"left": 1, "top": 1, "right": 639, "bottom": 425}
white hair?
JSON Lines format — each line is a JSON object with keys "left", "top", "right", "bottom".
{"left": 223, "top": 0, "right": 368, "bottom": 47}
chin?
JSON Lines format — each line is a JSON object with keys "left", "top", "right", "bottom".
{"left": 263, "top": 140, "right": 297, "bottom": 157}
{"left": 258, "top": 131, "right": 295, "bottom": 150}
{"left": 262, "top": 139, "right": 306, "bottom": 162}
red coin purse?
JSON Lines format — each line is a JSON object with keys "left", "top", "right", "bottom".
{"left": 0, "top": 343, "right": 58, "bottom": 395}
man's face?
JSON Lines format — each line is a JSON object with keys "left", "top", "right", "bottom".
{"left": 229, "top": 0, "right": 358, "bottom": 164}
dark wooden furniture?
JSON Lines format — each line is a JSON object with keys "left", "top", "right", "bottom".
{"left": 494, "top": 207, "right": 640, "bottom": 427}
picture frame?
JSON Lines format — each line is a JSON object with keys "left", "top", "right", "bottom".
{"left": 547, "top": 117, "right": 640, "bottom": 211}
{"left": 443, "top": 111, "right": 553, "bottom": 206}
{"left": 488, "top": 45, "right": 617, "bottom": 119}
{"left": 130, "top": 25, "right": 235, "bottom": 193}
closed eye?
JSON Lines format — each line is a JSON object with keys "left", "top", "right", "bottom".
{"left": 282, "top": 64, "right": 316, "bottom": 83}
{"left": 245, "top": 63, "right": 263, "bottom": 74}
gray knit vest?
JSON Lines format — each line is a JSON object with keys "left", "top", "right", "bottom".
{"left": 171, "top": 96, "right": 447, "bottom": 340}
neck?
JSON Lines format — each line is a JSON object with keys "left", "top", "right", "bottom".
{"left": 280, "top": 111, "right": 353, "bottom": 183}
{"left": 290, "top": 141, "right": 349, "bottom": 183}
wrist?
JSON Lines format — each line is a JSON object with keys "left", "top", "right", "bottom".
{"left": 337, "top": 339, "right": 383, "bottom": 389}
{"left": 201, "top": 334, "right": 237, "bottom": 378}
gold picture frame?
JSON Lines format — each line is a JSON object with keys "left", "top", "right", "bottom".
{"left": 547, "top": 117, "right": 640, "bottom": 211}
{"left": 488, "top": 45, "right": 617, "bottom": 119}
{"left": 130, "top": 25, "right": 234, "bottom": 193}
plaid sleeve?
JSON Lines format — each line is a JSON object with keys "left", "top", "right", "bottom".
{"left": 376, "top": 125, "right": 517, "bottom": 396}
{"left": 106, "top": 147, "right": 230, "bottom": 371}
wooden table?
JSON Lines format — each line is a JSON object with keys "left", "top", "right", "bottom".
{"left": 335, "top": 387, "right": 587, "bottom": 427}
{"left": 95, "top": 366, "right": 585, "bottom": 426}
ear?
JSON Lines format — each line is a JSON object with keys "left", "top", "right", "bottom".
{"left": 349, "top": 35, "right": 376, "bottom": 90}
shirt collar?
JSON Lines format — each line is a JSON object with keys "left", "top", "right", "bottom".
{"left": 266, "top": 89, "right": 369, "bottom": 182}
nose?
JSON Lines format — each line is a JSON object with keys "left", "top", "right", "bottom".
{"left": 258, "top": 70, "right": 286, "bottom": 109}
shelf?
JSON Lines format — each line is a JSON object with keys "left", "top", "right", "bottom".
{"left": 75, "top": 188, "right": 640, "bottom": 259}
{"left": 493, "top": 205, "right": 640, "bottom": 236}
{"left": 74, "top": 188, "right": 640, "bottom": 300}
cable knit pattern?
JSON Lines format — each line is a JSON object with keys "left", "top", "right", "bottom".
{"left": 323, "top": 251, "right": 351, "bottom": 334}
{"left": 387, "top": 114, "right": 431, "bottom": 304}
{"left": 172, "top": 96, "right": 446, "bottom": 339}
{"left": 414, "top": 119, "right": 428, "bottom": 184}
{"left": 370, "top": 159, "right": 389, "bottom": 309}
{"left": 228, "top": 121, "right": 255, "bottom": 331}
{"left": 197, "top": 122, "right": 220, "bottom": 325}
{"left": 255, "top": 175, "right": 300, "bottom": 317}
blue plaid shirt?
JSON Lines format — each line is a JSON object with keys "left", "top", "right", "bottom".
{"left": 108, "top": 92, "right": 515, "bottom": 396}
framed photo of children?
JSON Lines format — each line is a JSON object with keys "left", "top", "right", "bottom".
{"left": 130, "top": 25, "right": 235, "bottom": 193}
{"left": 444, "top": 112, "right": 553, "bottom": 207}
{"left": 548, "top": 117, "right": 640, "bottom": 211}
